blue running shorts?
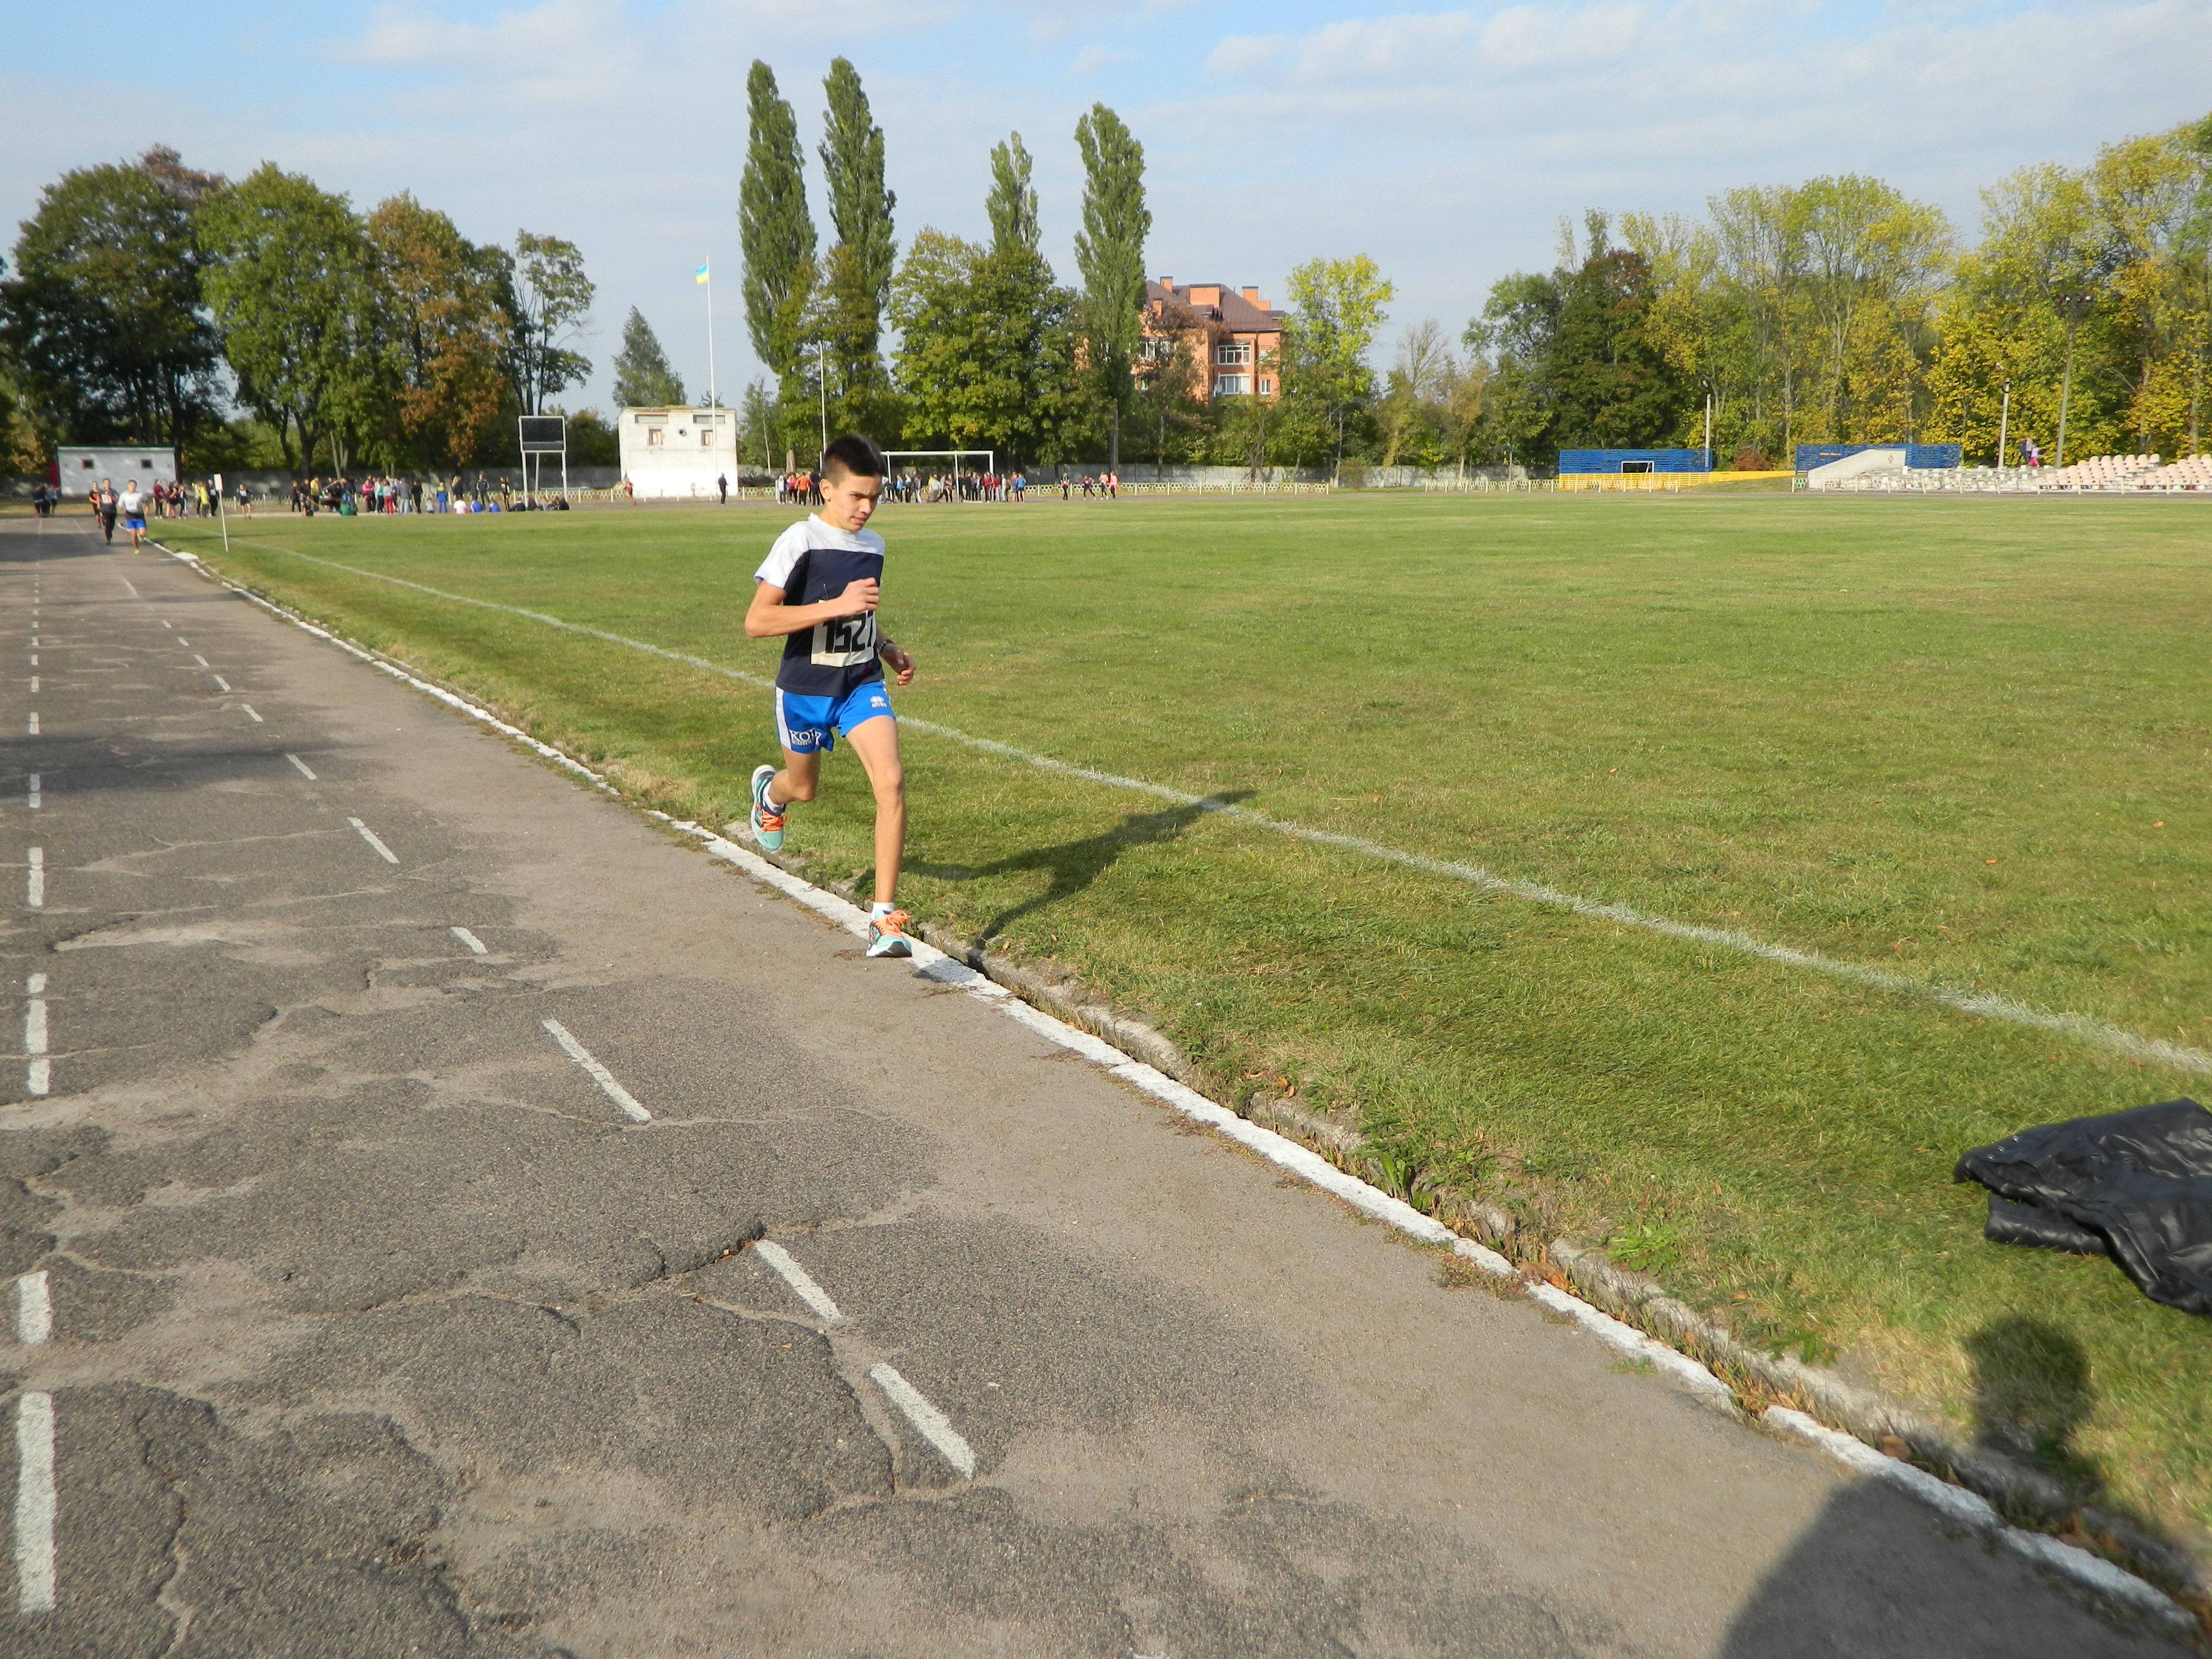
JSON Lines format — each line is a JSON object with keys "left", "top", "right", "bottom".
{"left": 775, "top": 681, "right": 894, "bottom": 755}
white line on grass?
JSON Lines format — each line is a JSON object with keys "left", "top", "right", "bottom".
{"left": 540, "top": 1018, "right": 651, "bottom": 1122}
{"left": 751, "top": 1241, "right": 845, "bottom": 1323}
{"left": 25, "top": 848, "right": 41, "bottom": 910}
{"left": 450, "top": 926, "right": 487, "bottom": 955}
{"left": 346, "top": 817, "right": 398, "bottom": 863}
{"left": 868, "top": 1363, "right": 974, "bottom": 1477}
{"left": 14, "top": 1272, "right": 50, "bottom": 1346}
{"left": 13, "top": 1392, "right": 54, "bottom": 1613}
{"left": 284, "top": 752, "right": 316, "bottom": 780}
{"left": 24, "top": 973, "right": 48, "bottom": 1098}
{"left": 217, "top": 542, "right": 2212, "bottom": 1076}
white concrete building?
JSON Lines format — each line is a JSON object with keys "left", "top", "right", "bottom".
{"left": 616, "top": 407, "right": 740, "bottom": 500}
{"left": 54, "top": 445, "right": 176, "bottom": 498}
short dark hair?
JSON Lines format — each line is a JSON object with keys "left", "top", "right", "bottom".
{"left": 820, "top": 434, "right": 885, "bottom": 480}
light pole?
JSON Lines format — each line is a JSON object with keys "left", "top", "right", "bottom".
{"left": 2053, "top": 291, "right": 2093, "bottom": 470}
{"left": 1996, "top": 381, "right": 2011, "bottom": 472}
{"left": 817, "top": 338, "right": 829, "bottom": 461}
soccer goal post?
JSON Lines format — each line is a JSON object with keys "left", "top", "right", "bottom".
{"left": 881, "top": 450, "right": 996, "bottom": 488}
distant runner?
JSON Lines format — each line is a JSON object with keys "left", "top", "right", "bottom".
{"left": 119, "top": 478, "right": 148, "bottom": 548}
{"left": 743, "top": 435, "right": 917, "bottom": 959}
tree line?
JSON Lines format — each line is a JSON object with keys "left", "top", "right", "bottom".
{"left": 3, "top": 102, "right": 2206, "bottom": 479}
{"left": 0, "top": 145, "right": 601, "bottom": 477}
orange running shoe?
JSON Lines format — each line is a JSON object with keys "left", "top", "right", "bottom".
{"left": 866, "top": 906, "right": 913, "bottom": 959}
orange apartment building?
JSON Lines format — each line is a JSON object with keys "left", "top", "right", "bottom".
{"left": 1142, "top": 278, "right": 1286, "bottom": 401}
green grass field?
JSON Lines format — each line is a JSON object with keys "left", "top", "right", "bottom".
{"left": 152, "top": 492, "right": 2212, "bottom": 1550}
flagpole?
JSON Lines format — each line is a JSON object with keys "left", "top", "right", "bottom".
{"left": 705, "top": 264, "right": 717, "bottom": 409}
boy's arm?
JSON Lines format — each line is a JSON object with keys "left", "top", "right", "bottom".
{"left": 878, "top": 637, "right": 916, "bottom": 687}
{"left": 743, "top": 576, "right": 881, "bottom": 639}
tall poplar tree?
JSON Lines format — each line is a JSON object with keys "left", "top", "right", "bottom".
{"left": 739, "top": 61, "right": 816, "bottom": 390}
{"left": 1073, "top": 104, "right": 1150, "bottom": 470}
{"left": 987, "top": 133, "right": 1040, "bottom": 261}
{"left": 816, "top": 58, "right": 897, "bottom": 432}
{"left": 611, "top": 307, "right": 686, "bottom": 408}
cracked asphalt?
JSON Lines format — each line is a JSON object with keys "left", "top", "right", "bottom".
{"left": 0, "top": 512, "right": 2184, "bottom": 1657}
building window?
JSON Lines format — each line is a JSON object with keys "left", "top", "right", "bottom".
{"left": 1258, "top": 377, "right": 1274, "bottom": 395}
{"left": 1138, "top": 336, "right": 1177, "bottom": 361}
{"left": 1214, "top": 374, "right": 1252, "bottom": 397}
{"left": 647, "top": 429, "right": 665, "bottom": 447}
{"left": 1217, "top": 342, "right": 1252, "bottom": 367}
{"left": 700, "top": 429, "right": 713, "bottom": 447}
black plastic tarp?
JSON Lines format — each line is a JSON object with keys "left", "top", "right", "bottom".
{"left": 1954, "top": 1098, "right": 2212, "bottom": 1317}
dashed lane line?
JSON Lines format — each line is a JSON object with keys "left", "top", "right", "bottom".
{"left": 751, "top": 1241, "right": 845, "bottom": 1324}
{"left": 13, "top": 1392, "right": 55, "bottom": 1614}
{"left": 212, "top": 676, "right": 231, "bottom": 693}
{"left": 24, "top": 973, "right": 49, "bottom": 1098}
{"left": 869, "top": 1363, "right": 976, "bottom": 1479}
{"left": 119, "top": 578, "right": 137, "bottom": 597}
{"left": 192, "top": 654, "right": 208, "bottom": 668}
{"left": 346, "top": 817, "right": 399, "bottom": 864}
{"left": 23, "top": 714, "right": 34, "bottom": 736}
{"left": 449, "top": 926, "right": 488, "bottom": 955}
{"left": 540, "top": 1018, "right": 652, "bottom": 1122}
{"left": 284, "top": 752, "right": 316, "bottom": 780}
{"left": 25, "top": 775, "right": 37, "bottom": 812}
{"left": 14, "top": 1272, "right": 50, "bottom": 1345}
{"left": 25, "top": 848, "right": 41, "bottom": 909}
{"left": 239, "top": 704, "right": 263, "bottom": 724}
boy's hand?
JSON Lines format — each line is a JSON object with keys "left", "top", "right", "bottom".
{"left": 833, "top": 577, "right": 881, "bottom": 616}
{"left": 882, "top": 643, "right": 916, "bottom": 686}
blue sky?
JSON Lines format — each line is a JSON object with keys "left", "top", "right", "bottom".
{"left": 4, "top": 0, "right": 2207, "bottom": 412}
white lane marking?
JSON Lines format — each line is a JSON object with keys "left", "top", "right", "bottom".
{"left": 868, "top": 1363, "right": 975, "bottom": 1478}
{"left": 25, "top": 657, "right": 34, "bottom": 669}
{"left": 224, "top": 541, "right": 2209, "bottom": 1076}
{"left": 26, "top": 638, "right": 34, "bottom": 649}
{"left": 14, "top": 1272, "right": 50, "bottom": 1345}
{"left": 159, "top": 619, "right": 170, "bottom": 628}
{"left": 346, "top": 817, "right": 398, "bottom": 863}
{"left": 24, "top": 775, "right": 38, "bottom": 812}
{"left": 540, "top": 1018, "right": 651, "bottom": 1122}
{"left": 285, "top": 752, "right": 317, "bottom": 780}
{"left": 26, "top": 679, "right": 35, "bottom": 694}
{"left": 25, "top": 848, "right": 41, "bottom": 910}
{"left": 239, "top": 704, "right": 263, "bottom": 723}
{"left": 24, "top": 972, "right": 47, "bottom": 1099}
{"left": 174, "top": 638, "right": 187, "bottom": 647}
{"left": 1763, "top": 1409, "right": 2189, "bottom": 1629}
{"left": 192, "top": 654, "right": 208, "bottom": 668}
{"left": 211, "top": 676, "right": 231, "bottom": 693}
{"left": 13, "top": 1392, "right": 55, "bottom": 1613}
{"left": 23, "top": 715, "right": 34, "bottom": 737}
{"left": 450, "top": 926, "right": 487, "bottom": 955}
{"left": 751, "top": 1241, "right": 844, "bottom": 1324}
{"left": 119, "top": 578, "right": 138, "bottom": 597}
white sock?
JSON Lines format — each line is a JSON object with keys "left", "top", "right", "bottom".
{"left": 871, "top": 901, "right": 898, "bottom": 918}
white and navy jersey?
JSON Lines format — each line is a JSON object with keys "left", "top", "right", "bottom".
{"left": 754, "top": 516, "right": 888, "bottom": 697}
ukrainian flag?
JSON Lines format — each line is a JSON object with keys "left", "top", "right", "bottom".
{"left": 695, "top": 263, "right": 710, "bottom": 284}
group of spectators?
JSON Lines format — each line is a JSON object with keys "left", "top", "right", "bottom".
{"left": 281, "top": 473, "right": 569, "bottom": 516}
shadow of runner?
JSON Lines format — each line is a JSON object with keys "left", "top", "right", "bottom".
{"left": 908, "top": 791, "right": 1252, "bottom": 944}
{"left": 1716, "top": 1318, "right": 2188, "bottom": 1656}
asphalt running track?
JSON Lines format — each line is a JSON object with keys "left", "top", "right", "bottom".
{"left": 0, "top": 512, "right": 2184, "bottom": 1657}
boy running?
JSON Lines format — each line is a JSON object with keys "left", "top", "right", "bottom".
{"left": 744, "top": 435, "right": 918, "bottom": 958}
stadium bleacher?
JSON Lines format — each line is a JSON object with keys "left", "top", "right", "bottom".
{"left": 2034, "top": 453, "right": 2161, "bottom": 490}
{"left": 2137, "top": 455, "right": 2212, "bottom": 490}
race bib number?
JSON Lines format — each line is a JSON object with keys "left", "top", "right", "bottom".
{"left": 811, "top": 611, "right": 877, "bottom": 668}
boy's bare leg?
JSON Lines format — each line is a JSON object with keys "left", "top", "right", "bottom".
{"left": 843, "top": 717, "right": 906, "bottom": 905}
{"left": 766, "top": 749, "right": 819, "bottom": 809}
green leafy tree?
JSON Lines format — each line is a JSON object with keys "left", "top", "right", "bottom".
{"left": 739, "top": 61, "right": 818, "bottom": 398}
{"left": 1280, "top": 253, "right": 1393, "bottom": 473}
{"left": 987, "top": 133, "right": 1040, "bottom": 260}
{"left": 817, "top": 56, "right": 896, "bottom": 422}
{"left": 507, "top": 231, "right": 593, "bottom": 414}
{"left": 0, "top": 146, "right": 223, "bottom": 447}
{"left": 889, "top": 227, "right": 1082, "bottom": 465}
{"left": 198, "top": 163, "right": 386, "bottom": 473}
{"left": 611, "top": 306, "right": 686, "bottom": 407}
{"left": 1073, "top": 104, "right": 1151, "bottom": 471}
{"left": 367, "top": 194, "right": 511, "bottom": 468}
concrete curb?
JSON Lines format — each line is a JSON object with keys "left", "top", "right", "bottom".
{"left": 154, "top": 541, "right": 2202, "bottom": 1639}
